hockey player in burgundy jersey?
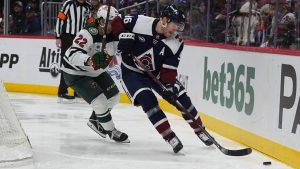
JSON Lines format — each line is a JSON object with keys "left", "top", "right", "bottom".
{"left": 61, "top": 5, "right": 129, "bottom": 143}
{"left": 117, "top": 5, "right": 214, "bottom": 153}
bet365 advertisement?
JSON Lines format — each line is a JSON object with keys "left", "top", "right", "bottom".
{"left": 178, "top": 45, "right": 300, "bottom": 152}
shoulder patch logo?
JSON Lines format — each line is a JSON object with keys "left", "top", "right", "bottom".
{"left": 89, "top": 27, "right": 98, "bottom": 35}
{"left": 138, "top": 36, "right": 146, "bottom": 43}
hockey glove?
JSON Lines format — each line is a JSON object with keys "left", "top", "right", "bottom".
{"left": 118, "top": 32, "right": 135, "bottom": 54}
{"left": 163, "top": 83, "right": 180, "bottom": 103}
{"left": 111, "top": 16, "right": 125, "bottom": 37}
{"left": 91, "top": 51, "right": 113, "bottom": 69}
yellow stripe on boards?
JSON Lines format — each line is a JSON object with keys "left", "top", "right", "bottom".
{"left": 4, "top": 83, "right": 73, "bottom": 95}
{"left": 3, "top": 83, "right": 300, "bottom": 168}
{"left": 158, "top": 99, "right": 300, "bottom": 169}
{"left": 198, "top": 113, "right": 300, "bottom": 169}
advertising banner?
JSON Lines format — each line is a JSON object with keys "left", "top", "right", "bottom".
{"left": 0, "top": 38, "right": 61, "bottom": 86}
{"left": 0, "top": 37, "right": 122, "bottom": 88}
{"left": 1, "top": 37, "right": 299, "bottom": 167}
{"left": 178, "top": 45, "right": 300, "bottom": 151}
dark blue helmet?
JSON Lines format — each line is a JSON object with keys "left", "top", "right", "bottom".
{"left": 160, "top": 5, "right": 185, "bottom": 24}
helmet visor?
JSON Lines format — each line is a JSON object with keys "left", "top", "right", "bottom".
{"left": 169, "top": 21, "right": 185, "bottom": 32}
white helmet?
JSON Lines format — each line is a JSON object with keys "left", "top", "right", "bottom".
{"left": 239, "top": 1, "right": 257, "bottom": 13}
{"left": 97, "top": 5, "right": 119, "bottom": 21}
{"left": 280, "top": 13, "right": 296, "bottom": 24}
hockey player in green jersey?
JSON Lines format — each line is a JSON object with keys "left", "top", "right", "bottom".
{"left": 61, "top": 5, "right": 129, "bottom": 143}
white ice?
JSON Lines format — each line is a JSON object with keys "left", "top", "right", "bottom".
{"left": 2, "top": 93, "right": 291, "bottom": 169}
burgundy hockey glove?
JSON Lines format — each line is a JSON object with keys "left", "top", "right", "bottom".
{"left": 111, "top": 16, "right": 125, "bottom": 37}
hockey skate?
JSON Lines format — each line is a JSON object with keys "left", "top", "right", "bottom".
{"left": 107, "top": 128, "right": 130, "bottom": 143}
{"left": 196, "top": 131, "right": 214, "bottom": 146}
{"left": 87, "top": 112, "right": 107, "bottom": 138}
{"left": 57, "top": 93, "right": 76, "bottom": 104}
{"left": 167, "top": 135, "right": 183, "bottom": 153}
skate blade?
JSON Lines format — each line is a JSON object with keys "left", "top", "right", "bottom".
{"left": 115, "top": 138, "right": 130, "bottom": 143}
{"left": 57, "top": 98, "right": 77, "bottom": 104}
{"left": 87, "top": 122, "right": 106, "bottom": 138}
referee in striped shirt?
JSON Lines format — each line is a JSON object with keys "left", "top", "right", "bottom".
{"left": 55, "top": 0, "right": 94, "bottom": 100}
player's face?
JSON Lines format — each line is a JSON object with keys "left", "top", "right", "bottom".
{"left": 164, "top": 22, "right": 184, "bottom": 37}
{"left": 164, "top": 22, "right": 177, "bottom": 37}
{"left": 77, "top": 0, "right": 85, "bottom": 3}
{"left": 98, "top": 18, "right": 112, "bottom": 34}
{"left": 91, "top": 0, "right": 100, "bottom": 6}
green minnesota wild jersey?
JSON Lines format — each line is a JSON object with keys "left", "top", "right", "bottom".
{"left": 61, "top": 22, "right": 119, "bottom": 77}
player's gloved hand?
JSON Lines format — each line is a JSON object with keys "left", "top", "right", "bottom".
{"left": 91, "top": 51, "right": 113, "bottom": 69}
{"left": 111, "top": 16, "right": 125, "bottom": 37}
{"left": 163, "top": 83, "right": 180, "bottom": 103}
{"left": 118, "top": 32, "right": 135, "bottom": 54}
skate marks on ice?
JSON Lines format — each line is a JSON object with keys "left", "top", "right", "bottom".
{"left": 7, "top": 93, "right": 291, "bottom": 169}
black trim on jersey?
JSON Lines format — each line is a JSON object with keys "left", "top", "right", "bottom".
{"left": 63, "top": 56, "right": 78, "bottom": 70}
{"left": 63, "top": 56, "right": 87, "bottom": 71}
{"left": 68, "top": 47, "right": 88, "bottom": 57}
{"left": 75, "top": 65, "right": 86, "bottom": 71}
{"left": 64, "top": 62, "right": 87, "bottom": 72}
{"left": 175, "top": 43, "right": 184, "bottom": 56}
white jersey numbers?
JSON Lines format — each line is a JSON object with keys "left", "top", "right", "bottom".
{"left": 123, "top": 16, "right": 134, "bottom": 24}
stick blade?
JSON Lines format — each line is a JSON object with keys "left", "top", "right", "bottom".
{"left": 221, "top": 148, "right": 252, "bottom": 156}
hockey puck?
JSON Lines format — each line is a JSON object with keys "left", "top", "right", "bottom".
{"left": 263, "top": 161, "right": 271, "bottom": 165}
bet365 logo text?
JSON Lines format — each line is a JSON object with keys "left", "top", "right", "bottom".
{"left": 279, "top": 64, "right": 300, "bottom": 134}
{"left": 203, "top": 57, "right": 255, "bottom": 115}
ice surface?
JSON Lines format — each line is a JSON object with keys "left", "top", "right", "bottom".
{"left": 1, "top": 93, "right": 291, "bottom": 169}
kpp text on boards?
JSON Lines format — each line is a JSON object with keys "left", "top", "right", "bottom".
{"left": 0, "top": 53, "right": 19, "bottom": 68}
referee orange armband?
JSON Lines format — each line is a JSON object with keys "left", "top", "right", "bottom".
{"left": 57, "top": 12, "right": 67, "bottom": 20}
{"left": 86, "top": 17, "right": 94, "bottom": 24}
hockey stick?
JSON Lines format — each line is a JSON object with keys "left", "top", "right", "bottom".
{"left": 101, "top": 2, "right": 111, "bottom": 52}
{"left": 132, "top": 57, "right": 252, "bottom": 156}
